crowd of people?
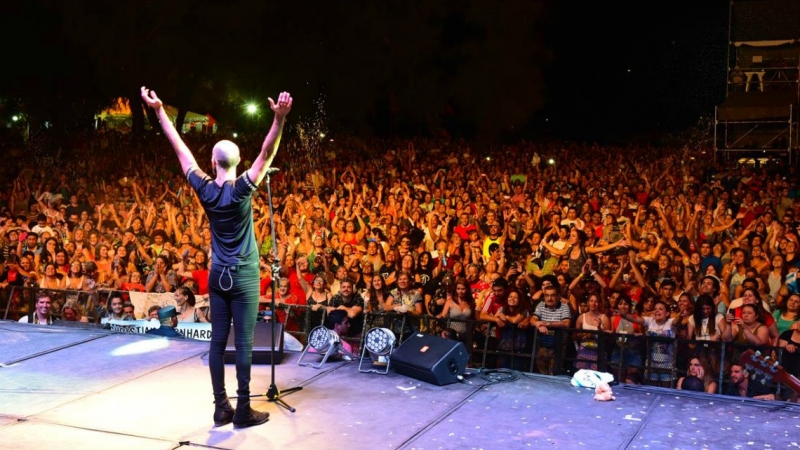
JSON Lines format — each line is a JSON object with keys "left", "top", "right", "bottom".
{"left": 1, "top": 129, "right": 799, "bottom": 400}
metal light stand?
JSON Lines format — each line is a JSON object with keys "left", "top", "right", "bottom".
{"left": 245, "top": 170, "right": 302, "bottom": 412}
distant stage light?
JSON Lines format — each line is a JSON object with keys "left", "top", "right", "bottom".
{"left": 246, "top": 104, "right": 258, "bottom": 114}
{"left": 232, "top": 133, "right": 238, "bottom": 138}
{"left": 319, "top": 132, "right": 326, "bottom": 138}
{"left": 548, "top": 159, "right": 555, "bottom": 165}
{"left": 12, "top": 115, "right": 19, "bottom": 122}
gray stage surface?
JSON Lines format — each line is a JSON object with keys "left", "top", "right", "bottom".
{"left": 1, "top": 321, "right": 798, "bottom": 450}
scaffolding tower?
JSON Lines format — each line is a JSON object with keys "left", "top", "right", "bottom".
{"left": 715, "top": 0, "right": 800, "bottom": 163}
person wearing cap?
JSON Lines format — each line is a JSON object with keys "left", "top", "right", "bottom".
{"left": 142, "top": 85, "right": 291, "bottom": 428}
{"left": 145, "top": 305, "right": 184, "bottom": 338}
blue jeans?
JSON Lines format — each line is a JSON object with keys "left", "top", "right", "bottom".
{"left": 208, "top": 262, "right": 260, "bottom": 398}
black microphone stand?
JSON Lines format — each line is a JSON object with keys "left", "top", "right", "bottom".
{"left": 247, "top": 169, "right": 302, "bottom": 412}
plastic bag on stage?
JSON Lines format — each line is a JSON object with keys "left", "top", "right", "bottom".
{"left": 570, "top": 369, "right": 614, "bottom": 389}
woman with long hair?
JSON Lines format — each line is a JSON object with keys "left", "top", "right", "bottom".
{"left": 575, "top": 292, "right": 611, "bottom": 371}
{"left": 436, "top": 277, "right": 474, "bottom": 337}
{"left": 766, "top": 254, "right": 789, "bottom": 307}
{"left": 174, "top": 285, "right": 208, "bottom": 323}
{"left": 35, "top": 237, "right": 60, "bottom": 275}
{"left": 364, "top": 274, "right": 393, "bottom": 314}
{"left": 54, "top": 249, "right": 71, "bottom": 278}
{"left": 676, "top": 355, "right": 718, "bottom": 393}
{"left": 94, "top": 243, "right": 113, "bottom": 283}
{"left": 64, "top": 261, "right": 87, "bottom": 291}
{"left": 609, "top": 294, "right": 644, "bottom": 384}
{"left": 39, "top": 263, "right": 64, "bottom": 290}
{"left": 774, "top": 293, "right": 800, "bottom": 336}
{"left": 619, "top": 300, "right": 679, "bottom": 387}
{"left": 306, "top": 274, "right": 331, "bottom": 328}
{"left": 496, "top": 288, "right": 530, "bottom": 370}
{"left": 687, "top": 294, "right": 726, "bottom": 341}
{"left": 728, "top": 287, "right": 780, "bottom": 345}
{"left": 722, "top": 303, "right": 770, "bottom": 347}
{"left": 778, "top": 311, "right": 800, "bottom": 402}
{"left": 541, "top": 228, "right": 628, "bottom": 280}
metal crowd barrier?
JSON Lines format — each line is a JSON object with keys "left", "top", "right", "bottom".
{"left": 5, "top": 289, "right": 795, "bottom": 400}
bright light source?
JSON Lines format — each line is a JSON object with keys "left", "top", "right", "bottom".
{"left": 548, "top": 159, "right": 555, "bottom": 165}
{"left": 319, "top": 132, "right": 326, "bottom": 138}
{"left": 110, "top": 337, "right": 170, "bottom": 356}
{"left": 364, "top": 327, "right": 395, "bottom": 356}
{"left": 246, "top": 104, "right": 258, "bottom": 114}
{"left": 307, "top": 326, "right": 338, "bottom": 353}
{"left": 486, "top": 157, "right": 491, "bottom": 161}
{"left": 232, "top": 133, "right": 238, "bottom": 138}
{"left": 12, "top": 115, "right": 19, "bottom": 122}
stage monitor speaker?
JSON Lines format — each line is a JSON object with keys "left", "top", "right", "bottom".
{"left": 224, "top": 321, "right": 284, "bottom": 365}
{"left": 391, "top": 333, "right": 468, "bottom": 386}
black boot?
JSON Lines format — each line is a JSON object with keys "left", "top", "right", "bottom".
{"left": 213, "top": 394, "right": 234, "bottom": 427}
{"left": 233, "top": 399, "right": 269, "bottom": 429}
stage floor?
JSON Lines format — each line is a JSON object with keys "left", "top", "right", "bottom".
{"left": 1, "top": 321, "right": 798, "bottom": 450}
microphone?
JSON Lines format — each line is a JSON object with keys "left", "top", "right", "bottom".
{"left": 265, "top": 167, "right": 280, "bottom": 174}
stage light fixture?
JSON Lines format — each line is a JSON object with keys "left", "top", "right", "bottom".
{"left": 298, "top": 326, "right": 351, "bottom": 369}
{"left": 308, "top": 326, "right": 337, "bottom": 353}
{"left": 358, "top": 327, "right": 396, "bottom": 375}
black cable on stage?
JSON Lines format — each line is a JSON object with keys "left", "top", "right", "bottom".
{"left": 16, "top": 417, "right": 229, "bottom": 450}
{"left": 477, "top": 367, "right": 520, "bottom": 384}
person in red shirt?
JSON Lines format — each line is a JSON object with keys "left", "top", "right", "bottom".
{"left": 737, "top": 192, "right": 764, "bottom": 229}
{"left": 175, "top": 249, "right": 209, "bottom": 295}
{"left": 453, "top": 212, "right": 477, "bottom": 241}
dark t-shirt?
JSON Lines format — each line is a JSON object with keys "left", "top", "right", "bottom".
{"left": 187, "top": 167, "right": 258, "bottom": 267}
{"left": 779, "top": 330, "right": 800, "bottom": 377}
{"left": 146, "top": 326, "right": 185, "bottom": 338}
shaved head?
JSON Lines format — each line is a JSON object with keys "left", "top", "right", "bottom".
{"left": 212, "top": 140, "right": 241, "bottom": 170}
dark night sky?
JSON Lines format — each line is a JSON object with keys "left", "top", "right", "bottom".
{"left": 0, "top": 1, "right": 730, "bottom": 143}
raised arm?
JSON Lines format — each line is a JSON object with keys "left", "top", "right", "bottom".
{"left": 247, "top": 93, "right": 293, "bottom": 186}
{"left": 140, "top": 87, "right": 198, "bottom": 175}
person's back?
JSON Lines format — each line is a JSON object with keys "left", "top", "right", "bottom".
{"left": 142, "top": 86, "right": 292, "bottom": 429}
{"left": 145, "top": 306, "right": 184, "bottom": 338}
{"left": 188, "top": 168, "right": 259, "bottom": 267}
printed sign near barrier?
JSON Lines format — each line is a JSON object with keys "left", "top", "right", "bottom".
{"left": 127, "top": 292, "right": 178, "bottom": 319}
{"left": 106, "top": 319, "right": 213, "bottom": 341}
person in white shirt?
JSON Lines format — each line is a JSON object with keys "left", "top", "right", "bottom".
{"left": 19, "top": 292, "right": 54, "bottom": 325}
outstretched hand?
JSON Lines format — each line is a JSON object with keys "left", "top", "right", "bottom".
{"left": 268, "top": 92, "right": 293, "bottom": 117}
{"left": 140, "top": 87, "right": 163, "bottom": 109}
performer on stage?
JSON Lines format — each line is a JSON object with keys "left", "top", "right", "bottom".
{"left": 141, "top": 86, "right": 292, "bottom": 429}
